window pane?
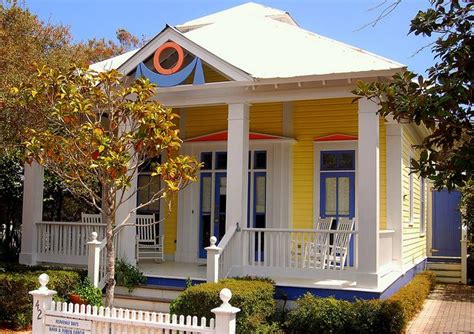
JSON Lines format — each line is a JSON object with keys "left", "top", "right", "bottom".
{"left": 339, "top": 152, "right": 354, "bottom": 170}
{"left": 254, "top": 151, "right": 267, "bottom": 169}
{"left": 338, "top": 177, "right": 350, "bottom": 215}
{"left": 325, "top": 177, "right": 337, "bottom": 215}
{"left": 321, "top": 153, "right": 337, "bottom": 170}
{"left": 255, "top": 175, "right": 266, "bottom": 214}
{"left": 147, "top": 177, "right": 161, "bottom": 211}
{"left": 201, "top": 152, "right": 212, "bottom": 170}
{"left": 215, "top": 152, "right": 227, "bottom": 169}
{"left": 137, "top": 175, "right": 150, "bottom": 206}
{"left": 201, "top": 176, "right": 212, "bottom": 213}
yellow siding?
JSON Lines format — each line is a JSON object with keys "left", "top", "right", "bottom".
{"left": 292, "top": 98, "right": 386, "bottom": 229}
{"left": 185, "top": 105, "right": 228, "bottom": 138}
{"left": 292, "top": 98, "right": 358, "bottom": 229}
{"left": 401, "top": 125, "right": 427, "bottom": 266}
{"left": 379, "top": 120, "right": 387, "bottom": 230}
{"left": 250, "top": 103, "right": 283, "bottom": 136}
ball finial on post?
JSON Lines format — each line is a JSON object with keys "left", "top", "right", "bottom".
{"left": 210, "top": 236, "right": 217, "bottom": 247}
{"left": 91, "top": 231, "right": 98, "bottom": 241}
{"left": 38, "top": 273, "right": 49, "bottom": 291}
{"left": 220, "top": 288, "right": 232, "bottom": 306}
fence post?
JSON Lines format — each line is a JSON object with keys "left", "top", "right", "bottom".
{"left": 87, "top": 232, "right": 102, "bottom": 287}
{"left": 461, "top": 226, "right": 468, "bottom": 284}
{"left": 212, "top": 288, "right": 240, "bottom": 334}
{"left": 205, "top": 236, "right": 221, "bottom": 283}
{"left": 29, "top": 273, "right": 57, "bottom": 334}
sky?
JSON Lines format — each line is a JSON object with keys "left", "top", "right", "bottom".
{"left": 24, "top": 0, "right": 435, "bottom": 75}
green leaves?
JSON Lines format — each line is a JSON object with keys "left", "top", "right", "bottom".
{"left": 352, "top": 0, "right": 473, "bottom": 190}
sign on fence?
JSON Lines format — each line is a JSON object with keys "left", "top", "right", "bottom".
{"left": 30, "top": 273, "right": 240, "bottom": 334}
{"left": 45, "top": 316, "right": 92, "bottom": 334}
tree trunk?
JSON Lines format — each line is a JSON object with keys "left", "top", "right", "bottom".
{"left": 104, "top": 211, "right": 116, "bottom": 307}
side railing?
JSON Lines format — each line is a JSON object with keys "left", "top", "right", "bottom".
{"left": 30, "top": 273, "right": 240, "bottom": 334}
{"left": 36, "top": 221, "right": 106, "bottom": 265}
{"left": 205, "top": 226, "right": 239, "bottom": 283}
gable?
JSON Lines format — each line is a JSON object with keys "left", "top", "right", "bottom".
{"left": 118, "top": 27, "right": 251, "bottom": 86}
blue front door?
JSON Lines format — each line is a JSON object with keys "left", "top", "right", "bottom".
{"left": 432, "top": 189, "right": 461, "bottom": 257}
{"left": 319, "top": 150, "right": 356, "bottom": 265}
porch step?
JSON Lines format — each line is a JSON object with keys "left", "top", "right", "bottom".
{"left": 113, "top": 285, "right": 184, "bottom": 312}
{"left": 114, "top": 294, "right": 173, "bottom": 313}
{"left": 427, "top": 261, "right": 462, "bottom": 284}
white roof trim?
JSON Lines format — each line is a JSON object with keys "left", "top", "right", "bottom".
{"left": 117, "top": 25, "right": 253, "bottom": 82}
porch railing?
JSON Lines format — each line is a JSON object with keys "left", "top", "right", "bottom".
{"left": 207, "top": 227, "right": 358, "bottom": 283}
{"left": 241, "top": 228, "right": 357, "bottom": 270}
{"left": 36, "top": 221, "right": 106, "bottom": 265}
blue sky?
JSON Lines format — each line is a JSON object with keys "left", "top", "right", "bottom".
{"left": 25, "top": 0, "right": 435, "bottom": 74}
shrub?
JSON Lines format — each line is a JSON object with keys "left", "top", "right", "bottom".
{"left": 0, "top": 266, "right": 82, "bottom": 329}
{"left": 170, "top": 278, "right": 276, "bottom": 333}
{"left": 115, "top": 258, "right": 146, "bottom": 292}
{"left": 285, "top": 294, "right": 353, "bottom": 333}
{"left": 285, "top": 271, "right": 436, "bottom": 334}
{"left": 71, "top": 277, "right": 103, "bottom": 306}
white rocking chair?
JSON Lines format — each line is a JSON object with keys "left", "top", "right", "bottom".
{"left": 81, "top": 213, "right": 102, "bottom": 224}
{"left": 327, "top": 217, "right": 355, "bottom": 270}
{"left": 136, "top": 214, "right": 164, "bottom": 262}
{"left": 304, "top": 217, "right": 333, "bottom": 269}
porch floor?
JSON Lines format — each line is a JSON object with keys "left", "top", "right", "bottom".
{"left": 137, "top": 260, "right": 402, "bottom": 294}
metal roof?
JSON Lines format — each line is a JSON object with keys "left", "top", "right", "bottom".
{"left": 90, "top": 2, "right": 405, "bottom": 79}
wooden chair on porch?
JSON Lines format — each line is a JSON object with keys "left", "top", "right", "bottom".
{"left": 326, "top": 217, "right": 355, "bottom": 270}
{"left": 304, "top": 217, "right": 333, "bottom": 269}
{"left": 136, "top": 214, "right": 164, "bottom": 262}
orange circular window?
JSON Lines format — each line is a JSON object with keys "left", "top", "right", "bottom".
{"left": 153, "top": 42, "right": 185, "bottom": 75}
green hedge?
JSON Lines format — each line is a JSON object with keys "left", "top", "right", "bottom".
{"left": 0, "top": 264, "right": 83, "bottom": 329}
{"left": 286, "top": 271, "right": 436, "bottom": 334}
{"left": 170, "top": 278, "right": 276, "bottom": 333}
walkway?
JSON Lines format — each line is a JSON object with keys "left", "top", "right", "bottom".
{"left": 408, "top": 284, "right": 474, "bottom": 333}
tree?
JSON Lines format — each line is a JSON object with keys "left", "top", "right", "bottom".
{"left": 9, "top": 66, "right": 200, "bottom": 306}
{"left": 353, "top": 0, "right": 473, "bottom": 190}
{"left": 0, "top": 1, "right": 143, "bottom": 150}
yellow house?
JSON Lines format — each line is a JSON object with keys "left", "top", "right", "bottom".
{"left": 21, "top": 3, "right": 461, "bottom": 303}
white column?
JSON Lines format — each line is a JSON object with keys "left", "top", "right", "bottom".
{"left": 226, "top": 103, "right": 249, "bottom": 231}
{"left": 19, "top": 162, "right": 44, "bottom": 265}
{"left": 386, "top": 119, "right": 403, "bottom": 270}
{"left": 356, "top": 98, "right": 380, "bottom": 288}
{"left": 115, "top": 175, "right": 138, "bottom": 265}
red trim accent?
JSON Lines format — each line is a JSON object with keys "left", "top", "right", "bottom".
{"left": 313, "top": 134, "right": 358, "bottom": 142}
{"left": 153, "top": 42, "right": 185, "bottom": 75}
{"left": 186, "top": 131, "right": 284, "bottom": 142}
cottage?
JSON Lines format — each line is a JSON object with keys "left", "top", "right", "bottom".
{"left": 19, "top": 3, "right": 465, "bottom": 304}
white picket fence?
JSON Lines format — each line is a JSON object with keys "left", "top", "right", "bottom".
{"left": 30, "top": 274, "right": 240, "bottom": 334}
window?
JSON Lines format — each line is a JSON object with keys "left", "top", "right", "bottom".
{"left": 137, "top": 156, "right": 161, "bottom": 214}
{"left": 420, "top": 178, "right": 426, "bottom": 235}
{"left": 321, "top": 151, "right": 355, "bottom": 171}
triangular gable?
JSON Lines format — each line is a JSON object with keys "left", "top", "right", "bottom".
{"left": 186, "top": 130, "right": 292, "bottom": 142}
{"left": 313, "top": 134, "right": 358, "bottom": 142}
{"left": 117, "top": 25, "right": 252, "bottom": 85}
